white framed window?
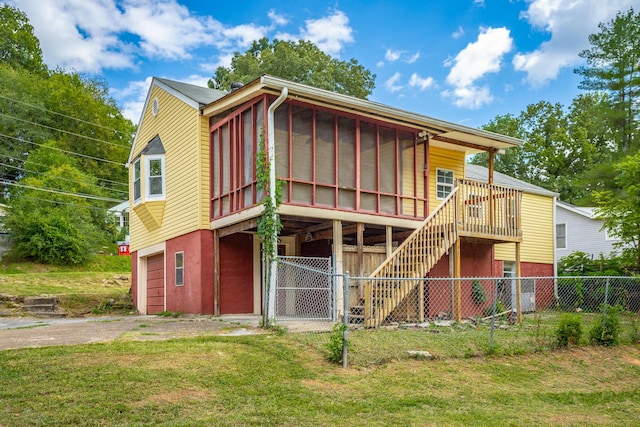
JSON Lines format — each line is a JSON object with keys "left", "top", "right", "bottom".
{"left": 145, "top": 155, "right": 165, "bottom": 199}
{"left": 436, "top": 168, "right": 454, "bottom": 199}
{"left": 133, "top": 159, "right": 141, "bottom": 202}
{"left": 175, "top": 252, "right": 184, "bottom": 286}
{"left": 556, "top": 223, "right": 567, "bottom": 249}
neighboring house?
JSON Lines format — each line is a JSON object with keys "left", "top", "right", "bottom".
{"left": 0, "top": 204, "right": 9, "bottom": 258}
{"left": 127, "top": 75, "right": 556, "bottom": 324}
{"left": 555, "top": 200, "right": 622, "bottom": 265}
{"left": 108, "top": 200, "right": 130, "bottom": 243}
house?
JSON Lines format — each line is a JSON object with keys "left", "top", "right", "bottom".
{"left": 0, "top": 204, "right": 9, "bottom": 258}
{"left": 555, "top": 200, "right": 622, "bottom": 265}
{"left": 108, "top": 200, "right": 130, "bottom": 243}
{"left": 127, "top": 75, "right": 557, "bottom": 325}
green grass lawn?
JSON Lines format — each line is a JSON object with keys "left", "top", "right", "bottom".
{"left": 0, "top": 335, "right": 638, "bottom": 426}
{"left": 0, "top": 255, "right": 132, "bottom": 315}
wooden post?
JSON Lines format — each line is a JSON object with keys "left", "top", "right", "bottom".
{"left": 488, "top": 149, "right": 494, "bottom": 233}
{"left": 455, "top": 238, "right": 461, "bottom": 323}
{"left": 333, "top": 220, "right": 344, "bottom": 318}
{"left": 213, "top": 229, "right": 220, "bottom": 317}
{"left": 385, "top": 225, "right": 393, "bottom": 259}
{"left": 356, "top": 223, "right": 365, "bottom": 277}
{"left": 516, "top": 241, "right": 522, "bottom": 324}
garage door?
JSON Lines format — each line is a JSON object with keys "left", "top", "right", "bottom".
{"left": 146, "top": 253, "right": 165, "bottom": 314}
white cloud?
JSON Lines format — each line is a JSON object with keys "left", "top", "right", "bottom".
{"left": 300, "top": 10, "right": 354, "bottom": 56}
{"left": 385, "top": 72, "right": 403, "bottom": 93}
{"left": 385, "top": 49, "right": 402, "bottom": 61}
{"left": 408, "top": 73, "right": 434, "bottom": 91}
{"left": 514, "top": 0, "right": 637, "bottom": 86}
{"left": 452, "top": 26, "right": 465, "bottom": 39}
{"left": 275, "top": 10, "right": 354, "bottom": 56}
{"left": 221, "top": 24, "right": 269, "bottom": 49}
{"left": 268, "top": 9, "right": 288, "bottom": 26}
{"left": 444, "top": 27, "right": 512, "bottom": 109}
{"left": 383, "top": 49, "right": 420, "bottom": 64}
{"left": 443, "top": 85, "right": 493, "bottom": 109}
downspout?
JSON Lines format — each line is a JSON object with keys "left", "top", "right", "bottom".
{"left": 265, "top": 87, "right": 288, "bottom": 325}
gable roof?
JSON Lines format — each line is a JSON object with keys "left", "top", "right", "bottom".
{"left": 465, "top": 164, "right": 558, "bottom": 197}
{"left": 127, "top": 78, "right": 228, "bottom": 166}
{"left": 154, "top": 78, "right": 227, "bottom": 107}
{"left": 556, "top": 200, "right": 599, "bottom": 219}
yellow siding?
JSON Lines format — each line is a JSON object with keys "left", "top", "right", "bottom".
{"left": 495, "top": 193, "right": 555, "bottom": 263}
{"left": 428, "top": 146, "right": 465, "bottom": 214}
{"left": 129, "top": 85, "right": 209, "bottom": 252}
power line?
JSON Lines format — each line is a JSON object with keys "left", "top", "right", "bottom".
{"left": 0, "top": 133, "right": 125, "bottom": 166}
{"left": 0, "top": 112, "right": 131, "bottom": 149}
{"left": 0, "top": 161, "right": 128, "bottom": 196}
{"left": 0, "top": 93, "right": 128, "bottom": 135}
{"left": 16, "top": 195, "right": 127, "bottom": 213}
{"left": 0, "top": 153, "right": 128, "bottom": 188}
{"left": 4, "top": 181, "right": 123, "bottom": 203}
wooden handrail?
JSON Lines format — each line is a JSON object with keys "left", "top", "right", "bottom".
{"left": 363, "top": 179, "right": 522, "bottom": 327}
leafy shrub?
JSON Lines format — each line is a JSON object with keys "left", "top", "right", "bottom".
{"left": 326, "top": 323, "right": 348, "bottom": 364}
{"left": 589, "top": 306, "right": 621, "bottom": 346}
{"left": 472, "top": 280, "right": 488, "bottom": 305}
{"left": 555, "top": 314, "right": 582, "bottom": 347}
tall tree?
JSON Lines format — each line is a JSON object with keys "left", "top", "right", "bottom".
{"left": 594, "top": 152, "right": 640, "bottom": 270}
{"left": 0, "top": 4, "right": 46, "bottom": 74}
{"left": 209, "top": 38, "right": 376, "bottom": 99}
{"left": 575, "top": 7, "right": 640, "bottom": 153}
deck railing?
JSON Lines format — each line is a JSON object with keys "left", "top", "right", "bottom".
{"left": 362, "top": 179, "right": 522, "bottom": 327}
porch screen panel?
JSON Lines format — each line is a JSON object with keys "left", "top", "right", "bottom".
{"left": 254, "top": 100, "right": 265, "bottom": 201}
{"left": 212, "top": 129, "right": 220, "bottom": 216}
{"left": 379, "top": 127, "right": 396, "bottom": 214}
{"left": 274, "top": 104, "right": 289, "bottom": 202}
{"left": 291, "top": 105, "right": 312, "bottom": 204}
{"left": 414, "top": 136, "right": 425, "bottom": 217}
{"left": 242, "top": 109, "right": 253, "bottom": 207}
{"left": 221, "top": 123, "right": 230, "bottom": 214}
{"left": 401, "top": 137, "right": 416, "bottom": 216}
{"left": 360, "top": 122, "right": 377, "bottom": 211}
{"left": 315, "top": 111, "right": 335, "bottom": 206}
{"left": 338, "top": 117, "right": 355, "bottom": 209}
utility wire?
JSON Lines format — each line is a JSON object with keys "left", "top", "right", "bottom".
{"left": 16, "top": 195, "right": 127, "bottom": 213}
{"left": 0, "top": 133, "right": 125, "bottom": 166}
{"left": 4, "top": 181, "right": 123, "bottom": 203}
{"left": 0, "top": 112, "right": 131, "bottom": 149}
{"left": 0, "top": 93, "right": 127, "bottom": 135}
{"left": 0, "top": 153, "right": 128, "bottom": 188}
{"left": 0, "top": 162, "right": 128, "bottom": 196}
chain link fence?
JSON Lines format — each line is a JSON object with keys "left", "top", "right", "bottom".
{"left": 280, "top": 266, "right": 640, "bottom": 367}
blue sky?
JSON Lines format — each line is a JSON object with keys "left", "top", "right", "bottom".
{"left": 7, "top": 0, "right": 639, "bottom": 128}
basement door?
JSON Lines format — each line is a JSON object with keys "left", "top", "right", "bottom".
{"left": 146, "top": 253, "right": 165, "bottom": 314}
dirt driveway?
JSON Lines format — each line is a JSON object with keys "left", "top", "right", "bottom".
{"left": 0, "top": 314, "right": 262, "bottom": 351}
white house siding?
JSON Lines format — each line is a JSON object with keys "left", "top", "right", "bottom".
{"left": 555, "top": 203, "right": 620, "bottom": 264}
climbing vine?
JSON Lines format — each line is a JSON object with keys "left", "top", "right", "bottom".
{"left": 256, "top": 130, "right": 283, "bottom": 262}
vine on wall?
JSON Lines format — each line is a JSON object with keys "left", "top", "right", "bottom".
{"left": 255, "top": 130, "right": 282, "bottom": 262}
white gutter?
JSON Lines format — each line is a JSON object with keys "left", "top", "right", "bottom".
{"left": 265, "top": 87, "right": 288, "bottom": 325}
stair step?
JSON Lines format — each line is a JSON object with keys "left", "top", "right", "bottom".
{"left": 24, "top": 296, "right": 57, "bottom": 305}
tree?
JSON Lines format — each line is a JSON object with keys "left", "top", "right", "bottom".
{"left": 575, "top": 8, "right": 640, "bottom": 153}
{"left": 209, "top": 38, "right": 376, "bottom": 99}
{"left": 471, "top": 99, "right": 612, "bottom": 203}
{"left": 0, "top": 4, "right": 46, "bottom": 74}
{"left": 594, "top": 152, "right": 640, "bottom": 270}
{"left": 5, "top": 156, "right": 118, "bottom": 265}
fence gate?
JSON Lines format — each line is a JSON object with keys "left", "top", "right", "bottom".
{"left": 275, "top": 256, "right": 334, "bottom": 321}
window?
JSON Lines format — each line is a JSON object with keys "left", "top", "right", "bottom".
{"left": 133, "top": 159, "right": 141, "bottom": 202}
{"left": 175, "top": 252, "right": 184, "bottom": 286}
{"left": 556, "top": 223, "right": 567, "bottom": 249}
{"left": 436, "top": 168, "right": 454, "bottom": 199}
{"left": 146, "top": 155, "right": 165, "bottom": 199}
{"left": 467, "top": 194, "right": 482, "bottom": 219}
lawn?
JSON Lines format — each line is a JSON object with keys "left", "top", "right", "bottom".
{"left": 0, "top": 255, "right": 132, "bottom": 315}
{"left": 0, "top": 335, "right": 638, "bottom": 426}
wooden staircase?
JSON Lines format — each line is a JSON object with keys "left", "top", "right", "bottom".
{"left": 362, "top": 188, "right": 460, "bottom": 327}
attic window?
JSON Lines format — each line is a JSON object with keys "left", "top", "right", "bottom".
{"left": 152, "top": 98, "right": 159, "bottom": 117}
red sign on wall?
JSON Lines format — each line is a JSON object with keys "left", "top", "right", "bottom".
{"left": 118, "top": 243, "right": 130, "bottom": 256}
